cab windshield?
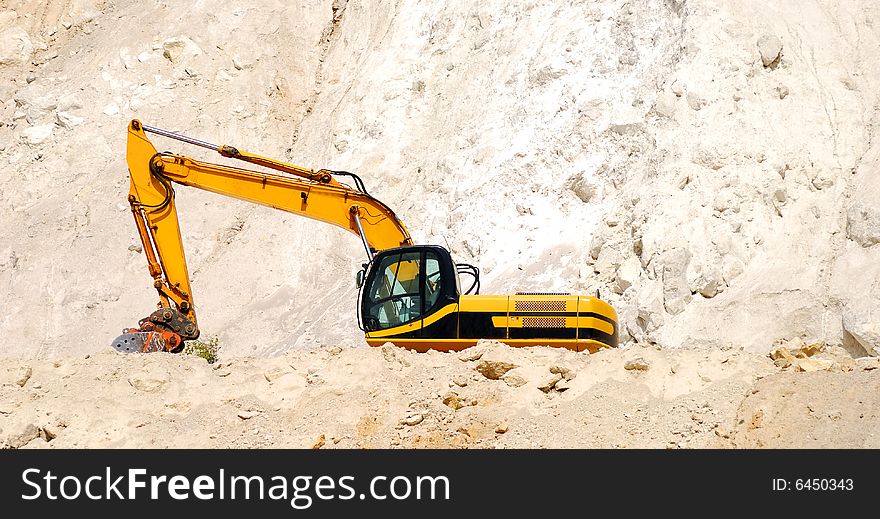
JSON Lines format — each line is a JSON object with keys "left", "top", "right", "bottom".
{"left": 364, "top": 249, "right": 444, "bottom": 330}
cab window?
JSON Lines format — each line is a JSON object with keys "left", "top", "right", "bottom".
{"left": 424, "top": 254, "right": 442, "bottom": 310}
{"left": 365, "top": 251, "right": 422, "bottom": 330}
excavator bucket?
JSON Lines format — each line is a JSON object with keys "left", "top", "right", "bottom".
{"left": 111, "top": 331, "right": 169, "bottom": 353}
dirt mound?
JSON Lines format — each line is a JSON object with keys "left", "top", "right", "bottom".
{"left": 2, "top": 343, "right": 876, "bottom": 449}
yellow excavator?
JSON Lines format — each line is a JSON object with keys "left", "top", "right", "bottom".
{"left": 112, "top": 120, "right": 618, "bottom": 354}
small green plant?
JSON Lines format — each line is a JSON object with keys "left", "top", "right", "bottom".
{"left": 183, "top": 336, "right": 220, "bottom": 364}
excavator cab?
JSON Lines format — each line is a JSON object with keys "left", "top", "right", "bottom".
{"left": 360, "top": 246, "right": 459, "bottom": 333}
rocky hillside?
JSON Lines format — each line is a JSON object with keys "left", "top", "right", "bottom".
{"left": 1, "top": 0, "right": 878, "bottom": 357}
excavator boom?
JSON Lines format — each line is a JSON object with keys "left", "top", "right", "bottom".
{"left": 119, "top": 120, "right": 412, "bottom": 351}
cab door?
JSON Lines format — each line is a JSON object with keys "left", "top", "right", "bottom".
{"left": 362, "top": 249, "right": 424, "bottom": 337}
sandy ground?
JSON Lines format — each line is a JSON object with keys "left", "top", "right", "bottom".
{"left": 2, "top": 341, "right": 877, "bottom": 449}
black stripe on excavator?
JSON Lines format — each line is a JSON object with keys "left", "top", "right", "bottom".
{"left": 578, "top": 327, "right": 619, "bottom": 348}
{"left": 374, "top": 311, "right": 618, "bottom": 347}
{"left": 508, "top": 328, "right": 577, "bottom": 339}
{"left": 422, "top": 311, "right": 459, "bottom": 339}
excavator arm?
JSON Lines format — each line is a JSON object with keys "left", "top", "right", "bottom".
{"left": 113, "top": 119, "right": 412, "bottom": 353}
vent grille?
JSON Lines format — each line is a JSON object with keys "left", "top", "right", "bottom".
{"left": 523, "top": 317, "right": 566, "bottom": 328}
{"left": 515, "top": 300, "right": 567, "bottom": 312}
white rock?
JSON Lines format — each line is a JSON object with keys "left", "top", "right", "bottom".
{"left": 721, "top": 255, "right": 744, "bottom": 285}
{"left": 232, "top": 54, "right": 253, "bottom": 70}
{"left": 502, "top": 369, "right": 528, "bottom": 387}
{"left": 846, "top": 202, "right": 880, "bottom": 247}
{"left": 695, "top": 266, "right": 724, "bottom": 298}
{"left": 567, "top": 174, "right": 596, "bottom": 203}
{"left": 658, "top": 248, "right": 692, "bottom": 315}
{"left": 843, "top": 302, "right": 880, "bottom": 356}
{"left": 103, "top": 102, "right": 120, "bottom": 116}
{"left": 654, "top": 91, "right": 677, "bottom": 117}
{"left": 162, "top": 36, "right": 202, "bottom": 63}
{"left": 57, "top": 93, "right": 83, "bottom": 112}
{"left": 757, "top": 34, "right": 783, "bottom": 67}
{"left": 670, "top": 80, "right": 685, "bottom": 97}
{"left": 0, "top": 27, "right": 35, "bottom": 66}
{"left": 400, "top": 414, "right": 424, "bottom": 426}
{"left": 637, "top": 279, "right": 665, "bottom": 332}
{"left": 614, "top": 257, "right": 642, "bottom": 294}
{"left": 21, "top": 124, "right": 54, "bottom": 145}
{"left": 55, "top": 111, "right": 84, "bottom": 129}
{"left": 686, "top": 91, "right": 706, "bottom": 111}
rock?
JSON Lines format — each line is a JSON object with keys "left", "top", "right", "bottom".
{"left": 57, "top": 93, "right": 83, "bottom": 112}
{"left": 55, "top": 111, "right": 84, "bottom": 129}
{"left": 614, "top": 257, "right": 641, "bottom": 294}
{"left": 721, "top": 255, "right": 744, "bottom": 285}
{"left": 41, "top": 421, "right": 67, "bottom": 442}
{"left": 794, "top": 358, "right": 835, "bottom": 373}
{"left": 653, "top": 91, "right": 677, "bottom": 117}
{"left": 128, "top": 372, "right": 169, "bottom": 392}
{"left": 162, "top": 36, "right": 202, "bottom": 63}
{"left": 695, "top": 267, "right": 723, "bottom": 298}
{"left": 5, "top": 423, "right": 40, "bottom": 449}
{"left": 842, "top": 302, "right": 880, "bottom": 355}
{"left": 21, "top": 124, "right": 54, "bottom": 145}
{"left": 312, "top": 434, "right": 326, "bottom": 449}
{"left": 475, "top": 347, "right": 518, "bottom": 379}
{"left": 589, "top": 233, "right": 605, "bottom": 260}
{"left": 795, "top": 342, "right": 824, "bottom": 358}
{"left": 237, "top": 410, "right": 260, "bottom": 420}
{"left": 452, "top": 374, "right": 469, "bottom": 387}
{"left": 495, "top": 421, "right": 509, "bottom": 434}
{"left": 537, "top": 372, "right": 562, "bottom": 393}
{"left": 442, "top": 391, "right": 464, "bottom": 410}
{"left": 769, "top": 346, "right": 794, "bottom": 368}
{"left": 0, "top": 27, "right": 35, "bottom": 66}
{"left": 15, "top": 366, "right": 32, "bottom": 387}
{"left": 501, "top": 370, "right": 528, "bottom": 387}
{"left": 775, "top": 84, "right": 790, "bottom": 99}
{"left": 686, "top": 91, "right": 706, "bottom": 111}
{"left": 263, "top": 368, "right": 290, "bottom": 382}
{"left": 328, "top": 346, "right": 343, "bottom": 355}
{"left": 670, "top": 80, "right": 685, "bottom": 97}
{"left": 458, "top": 344, "right": 487, "bottom": 362}
{"left": 658, "top": 248, "right": 692, "bottom": 315}
{"left": 567, "top": 174, "right": 596, "bottom": 203}
{"left": 856, "top": 357, "right": 880, "bottom": 370}
{"left": 400, "top": 414, "right": 424, "bottom": 426}
{"left": 624, "top": 357, "right": 650, "bottom": 371}
{"left": 554, "top": 378, "right": 571, "bottom": 391}
{"left": 549, "top": 365, "right": 576, "bottom": 381}
{"left": 846, "top": 202, "right": 880, "bottom": 247}
{"left": 232, "top": 54, "right": 253, "bottom": 70}
{"left": 636, "top": 279, "right": 665, "bottom": 333}
{"left": 103, "top": 102, "right": 120, "bottom": 116}
{"left": 757, "top": 34, "right": 783, "bottom": 68}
